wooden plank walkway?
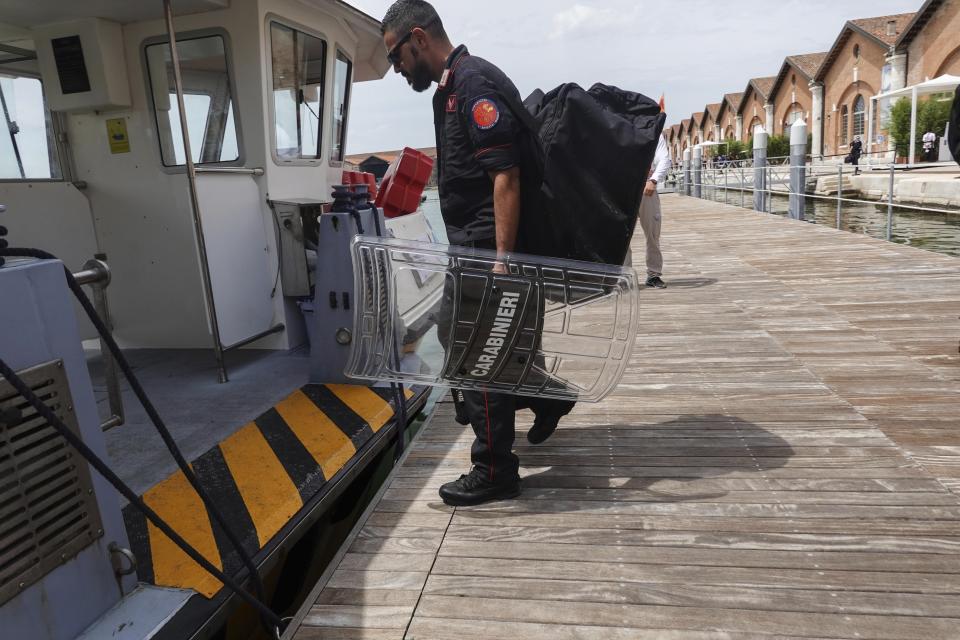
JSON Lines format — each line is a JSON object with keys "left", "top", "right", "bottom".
{"left": 286, "top": 194, "right": 960, "bottom": 639}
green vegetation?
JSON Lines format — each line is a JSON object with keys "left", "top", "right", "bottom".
{"left": 889, "top": 95, "right": 953, "bottom": 158}
{"left": 767, "top": 134, "right": 791, "bottom": 158}
{"left": 723, "top": 139, "right": 750, "bottom": 160}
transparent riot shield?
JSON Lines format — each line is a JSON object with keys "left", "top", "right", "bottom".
{"left": 345, "top": 237, "right": 639, "bottom": 402}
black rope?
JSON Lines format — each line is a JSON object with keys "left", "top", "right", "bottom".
{"left": 1, "top": 248, "right": 281, "bottom": 634}
{"left": 0, "top": 358, "right": 283, "bottom": 631}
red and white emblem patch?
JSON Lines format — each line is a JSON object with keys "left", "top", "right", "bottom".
{"left": 446, "top": 94, "right": 457, "bottom": 113}
{"left": 471, "top": 98, "right": 500, "bottom": 130}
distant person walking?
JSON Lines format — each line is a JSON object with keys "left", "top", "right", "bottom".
{"left": 922, "top": 130, "right": 937, "bottom": 162}
{"left": 850, "top": 136, "right": 863, "bottom": 175}
{"left": 630, "top": 133, "right": 671, "bottom": 288}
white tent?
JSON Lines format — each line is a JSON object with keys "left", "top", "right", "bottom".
{"left": 868, "top": 74, "right": 960, "bottom": 165}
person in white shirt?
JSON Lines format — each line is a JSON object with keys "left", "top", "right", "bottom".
{"left": 922, "top": 130, "right": 937, "bottom": 162}
{"left": 629, "top": 133, "right": 671, "bottom": 287}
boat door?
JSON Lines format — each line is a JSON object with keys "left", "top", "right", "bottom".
{"left": 143, "top": 31, "right": 277, "bottom": 354}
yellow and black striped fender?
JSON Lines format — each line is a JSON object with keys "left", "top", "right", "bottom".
{"left": 121, "top": 384, "right": 416, "bottom": 597}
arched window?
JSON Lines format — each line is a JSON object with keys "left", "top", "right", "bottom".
{"left": 783, "top": 103, "right": 804, "bottom": 138}
{"left": 853, "top": 44, "right": 860, "bottom": 59}
{"left": 840, "top": 105, "right": 849, "bottom": 145}
{"left": 852, "top": 95, "right": 865, "bottom": 138}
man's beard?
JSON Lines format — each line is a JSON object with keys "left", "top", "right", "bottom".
{"left": 404, "top": 47, "right": 433, "bottom": 93}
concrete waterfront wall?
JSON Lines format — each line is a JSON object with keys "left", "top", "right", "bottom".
{"left": 814, "top": 172, "right": 960, "bottom": 209}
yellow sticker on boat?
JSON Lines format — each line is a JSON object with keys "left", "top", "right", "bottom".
{"left": 106, "top": 118, "right": 130, "bottom": 154}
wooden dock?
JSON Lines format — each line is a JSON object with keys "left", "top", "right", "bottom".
{"left": 285, "top": 194, "right": 960, "bottom": 639}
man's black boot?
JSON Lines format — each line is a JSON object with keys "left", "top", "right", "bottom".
{"left": 526, "top": 399, "right": 575, "bottom": 444}
{"left": 526, "top": 413, "right": 559, "bottom": 444}
{"left": 646, "top": 275, "right": 667, "bottom": 288}
{"left": 438, "top": 468, "right": 521, "bottom": 506}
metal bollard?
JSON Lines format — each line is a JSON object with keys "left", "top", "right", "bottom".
{"left": 682, "top": 148, "right": 692, "bottom": 197}
{"left": 753, "top": 129, "right": 768, "bottom": 213}
{"left": 836, "top": 164, "right": 843, "bottom": 229}
{"left": 887, "top": 163, "right": 895, "bottom": 242}
{"left": 724, "top": 162, "right": 729, "bottom": 205}
{"left": 692, "top": 145, "right": 702, "bottom": 199}
{"left": 740, "top": 164, "right": 745, "bottom": 209}
{"left": 788, "top": 119, "right": 807, "bottom": 220}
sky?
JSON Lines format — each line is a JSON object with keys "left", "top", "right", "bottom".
{"left": 345, "top": 0, "right": 922, "bottom": 155}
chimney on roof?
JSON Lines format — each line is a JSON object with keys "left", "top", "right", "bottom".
{"left": 886, "top": 20, "right": 896, "bottom": 36}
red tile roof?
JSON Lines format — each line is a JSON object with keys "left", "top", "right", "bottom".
{"left": 850, "top": 12, "right": 916, "bottom": 46}
{"left": 722, "top": 92, "right": 744, "bottom": 113}
{"left": 788, "top": 52, "right": 828, "bottom": 80}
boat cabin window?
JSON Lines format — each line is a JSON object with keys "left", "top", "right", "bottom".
{"left": 270, "top": 22, "right": 327, "bottom": 161}
{"left": 145, "top": 35, "right": 240, "bottom": 167}
{"left": 0, "top": 74, "right": 63, "bottom": 180}
{"left": 329, "top": 50, "right": 352, "bottom": 163}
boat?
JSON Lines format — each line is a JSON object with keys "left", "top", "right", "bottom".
{"left": 0, "top": 1, "right": 440, "bottom": 638}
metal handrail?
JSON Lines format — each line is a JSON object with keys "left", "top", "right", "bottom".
{"left": 680, "top": 162, "right": 960, "bottom": 250}
{"left": 195, "top": 167, "right": 265, "bottom": 176}
{"left": 72, "top": 259, "right": 125, "bottom": 431}
{"left": 690, "top": 163, "right": 960, "bottom": 215}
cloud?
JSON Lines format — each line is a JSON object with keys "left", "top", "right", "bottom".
{"left": 549, "top": 4, "right": 619, "bottom": 39}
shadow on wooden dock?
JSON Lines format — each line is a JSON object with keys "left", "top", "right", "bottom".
{"left": 285, "top": 194, "right": 960, "bottom": 640}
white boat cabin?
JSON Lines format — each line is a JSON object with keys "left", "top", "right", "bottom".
{"left": 0, "top": 0, "right": 391, "bottom": 357}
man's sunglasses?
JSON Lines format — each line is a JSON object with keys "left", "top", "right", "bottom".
{"left": 386, "top": 17, "right": 438, "bottom": 65}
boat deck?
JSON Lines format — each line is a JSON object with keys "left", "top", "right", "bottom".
{"left": 285, "top": 194, "right": 960, "bottom": 639}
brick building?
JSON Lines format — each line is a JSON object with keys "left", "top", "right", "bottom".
{"left": 680, "top": 118, "right": 692, "bottom": 155}
{"left": 690, "top": 112, "right": 705, "bottom": 146}
{"left": 815, "top": 13, "right": 915, "bottom": 158}
{"left": 736, "top": 77, "right": 776, "bottom": 142}
{"left": 702, "top": 103, "right": 722, "bottom": 142}
{"left": 897, "top": 0, "right": 960, "bottom": 85}
{"left": 716, "top": 92, "right": 744, "bottom": 141}
{"left": 668, "top": 124, "right": 683, "bottom": 161}
{"left": 769, "top": 52, "right": 828, "bottom": 140}
{"left": 664, "top": 1, "right": 960, "bottom": 163}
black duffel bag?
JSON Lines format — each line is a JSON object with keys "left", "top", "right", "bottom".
{"left": 503, "top": 83, "right": 666, "bottom": 266}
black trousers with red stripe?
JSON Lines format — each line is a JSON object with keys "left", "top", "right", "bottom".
{"left": 459, "top": 390, "right": 519, "bottom": 482}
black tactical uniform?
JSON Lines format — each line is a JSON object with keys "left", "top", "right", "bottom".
{"left": 432, "top": 45, "right": 574, "bottom": 490}
{"left": 432, "top": 45, "right": 525, "bottom": 484}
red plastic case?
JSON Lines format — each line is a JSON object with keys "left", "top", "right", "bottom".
{"left": 373, "top": 147, "right": 434, "bottom": 218}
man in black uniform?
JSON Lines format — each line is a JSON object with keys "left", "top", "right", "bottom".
{"left": 381, "top": 0, "right": 570, "bottom": 506}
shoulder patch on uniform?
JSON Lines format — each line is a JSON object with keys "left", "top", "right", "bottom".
{"left": 471, "top": 98, "right": 500, "bottom": 130}
{"left": 446, "top": 94, "right": 457, "bottom": 113}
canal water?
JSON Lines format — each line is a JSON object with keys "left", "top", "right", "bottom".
{"left": 699, "top": 185, "right": 960, "bottom": 258}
